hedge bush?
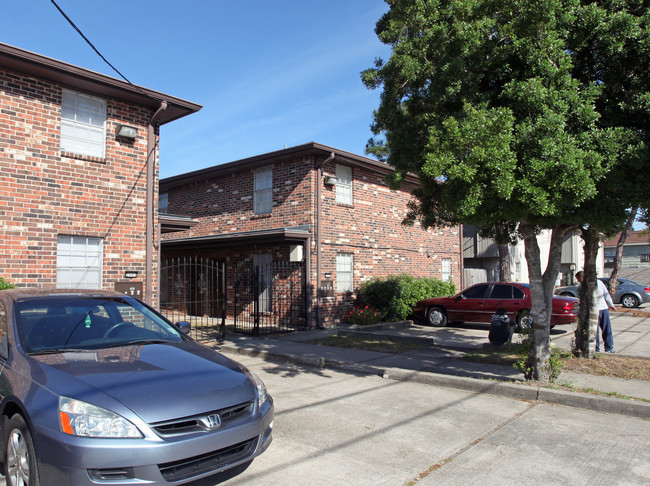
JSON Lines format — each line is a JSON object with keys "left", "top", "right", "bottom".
{"left": 0, "top": 277, "right": 15, "bottom": 290}
{"left": 358, "top": 275, "right": 456, "bottom": 321}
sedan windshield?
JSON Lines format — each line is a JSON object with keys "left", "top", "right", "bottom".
{"left": 15, "top": 297, "right": 184, "bottom": 354}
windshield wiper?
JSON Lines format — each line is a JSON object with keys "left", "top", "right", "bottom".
{"left": 103, "top": 339, "right": 173, "bottom": 349}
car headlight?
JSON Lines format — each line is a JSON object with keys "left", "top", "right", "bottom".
{"left": 59, "top": 397, "right": 143, "bottom": 438}
{"left": 246, "top": 371, "right": 269, "bottom": 410}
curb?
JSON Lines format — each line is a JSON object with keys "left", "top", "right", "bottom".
{"left": 220, "top": 345, "right": 650, "bottom": 420}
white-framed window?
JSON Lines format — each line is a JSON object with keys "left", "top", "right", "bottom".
{"left": 336, "top": 253, "right": 354, "bottom": 292}
{"left": 60, "top": 89, "right": 107, "bottom": 158}
{"left": 57, "top": 235, "right": 103, "bottom": 289}
{"left": 254, "top": 166, "right": 273, "bottom": 214}
{"left": 335, "top": 164, "right": 353, "bottom": 205}
{"left": 442, "top": 258, "right": 452, "bottom": 281}
{"left": 159, "top": 193, "right": 169, "bottom": 214}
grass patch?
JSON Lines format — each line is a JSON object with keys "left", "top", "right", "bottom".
{"left": 463, "top": 345, "right": 650, "bottom": 381}
{"left": 307, "top": 334, "right": 424, "bottom": 354}
{"left": 461, "top": 345, "right": 525, "bottom": 367}
{"left": 561, "top": 354, "right": 650, "bottom": 381}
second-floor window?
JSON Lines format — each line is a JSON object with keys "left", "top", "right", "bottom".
{"left": 60, "top": 89, "right": 106, "bottom": 158}
{"left": 336, "top": 164, "right": 352, "bottom": 205}
{"left": 254, "top": 166, "right": 273, "bottom": 214}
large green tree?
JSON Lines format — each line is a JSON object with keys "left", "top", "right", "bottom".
{"left": 362, "top": 0, "right": 624, "bottom": 380}
{"left": 566, "top": 0, "right": 650, "bottom": 357}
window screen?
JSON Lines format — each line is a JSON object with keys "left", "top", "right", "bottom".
{"left": 57, "top": 235, "right": 103, "bottom": 289}
{"left": 60, "top": 89, "right": 106, "bottom": 158}
{"left": 335, "top": 165, "right": 352, "bottom": 205}
{"left": 254, "top": 166, "right": 273, "bottom": 214}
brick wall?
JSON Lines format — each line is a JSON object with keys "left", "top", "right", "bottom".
{"left": 0, "top": 66, "right": 157, "bottom": 293}
{"left": 164, "top": 156, "right": 314, "bottom": 238}
{"left": 162, "top": 152, "right": 461, "bottom": 326}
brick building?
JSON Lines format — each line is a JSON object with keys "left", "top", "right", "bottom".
{"left": 0, "top": 43, "right": 201, "bottom": 303}
{"left": 160, "top": 143, "right": 462, "bottom": 328}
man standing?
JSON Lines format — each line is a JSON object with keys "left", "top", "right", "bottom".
{"left": 575, "top": 271, "right": 616, "bottom": 353}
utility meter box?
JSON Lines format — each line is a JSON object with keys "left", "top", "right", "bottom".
{"left": 115, "top": 281, "right": 143, "bottom": 298}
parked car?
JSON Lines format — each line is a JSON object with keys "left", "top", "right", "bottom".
{"left": 413, "top": 282, "right": 579, "bottom": 329}
{"left": 0, "top": 289, "right": 273, "bottom": 486}
{"left": 554, "top": 277, "right": 650, "bottom": 308}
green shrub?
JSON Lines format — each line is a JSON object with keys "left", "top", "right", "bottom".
{"left": 0, "top": 278, "right": 15, "bottom": 290}
{"left": 358, "top": 275, "right": 456, "bottom": 321}
{"left": 346, "top": 305, "right": 384, "bottom": 325}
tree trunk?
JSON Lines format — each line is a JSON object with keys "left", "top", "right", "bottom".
{"left": 521, "top": 224, "right": 569, "bottom": 382}
{"left": 575, "top": 226, "right": 600, "bottom": 358}
{"left": 609, "top": 206, "right": 638, "bottom": 296}
{"left": 498, "top": 244, "right": 511, "bottom": 282}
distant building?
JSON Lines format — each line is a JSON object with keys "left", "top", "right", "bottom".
{"left": 463, "top": 225, "right": 605, "bottom": 286}
{"left": 603, "top": 230, "right": 650, "bottom": 283}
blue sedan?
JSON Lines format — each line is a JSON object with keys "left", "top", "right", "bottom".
{"left": 554, "top": 277, "right": 650, "bottom": 308}
{"left": 0, "top": 289, "right": 273, "bottom": 486}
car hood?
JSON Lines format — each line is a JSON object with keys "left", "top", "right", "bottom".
{"left": 29, "top": 341, "right": 256, "bottom": 423}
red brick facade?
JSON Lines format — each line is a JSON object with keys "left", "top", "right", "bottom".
{"left": 161, "top": 145, "right": 462, "bottom": 326}
{"left": 0, "top": 43, "right": 200, "bottom": 300}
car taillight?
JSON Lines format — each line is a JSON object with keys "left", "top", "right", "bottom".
{"left": 563, "top": 302, "right": 578, "bottom": 311}
{"left": 644, "top": 287, "right": 650, "bottom": 295}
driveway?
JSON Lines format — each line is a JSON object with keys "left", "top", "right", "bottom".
{"left": 201, "top": 354, "right": 649, "bottom": 485}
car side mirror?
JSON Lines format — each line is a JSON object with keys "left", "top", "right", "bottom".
{"left": 176, "top": 321, "right": 191, "bottom": 334}
{"left": 454, "top": 295, "right": 463, "bottom": 302}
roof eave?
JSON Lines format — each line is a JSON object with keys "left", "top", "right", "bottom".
{"left": 160, "top": 142, "right": 419, "bottom": 189}
{"left": 0, "top": 42, "right": 202, "bottom": 125}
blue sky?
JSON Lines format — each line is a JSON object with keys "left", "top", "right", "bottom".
{"left": 2, "top": 0, "right": 391, "bottom": 178}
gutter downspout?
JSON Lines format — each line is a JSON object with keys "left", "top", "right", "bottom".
{"left": 146, "top": 101, "right": 168, "bottom": 305}
{"left": 316, "top": 152, "right": 335, "bottom": 328}
{"left": 459, "top": 223, "right": 464, "bottom": 290}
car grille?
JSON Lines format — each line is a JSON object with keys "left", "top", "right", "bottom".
{"left": 152, "top": 401, "right": 253, "bottom": 436}
{"left": 158, "top": 437, "right": 258, "bottom": 482}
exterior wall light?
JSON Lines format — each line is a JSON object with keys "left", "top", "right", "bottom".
{"left": 324, "top": 176, "right": 337, "bottom": 186}
{"left": 116, "top": 124, "right": 138, "bottom": 140}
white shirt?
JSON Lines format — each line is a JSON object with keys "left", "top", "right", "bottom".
{"left": 597, "top": 279, "right": 615, "bottom": 311}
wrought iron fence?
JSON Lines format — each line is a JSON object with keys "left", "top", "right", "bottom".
{"left": 159, "top": 257, "right": 226, "bottom": 341}
{"left": 234, "top": 260, "right": 308, "bottom": 335}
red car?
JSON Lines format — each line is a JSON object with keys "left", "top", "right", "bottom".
{"left": 413, "top": 282, "right": 579, "bottom": 329}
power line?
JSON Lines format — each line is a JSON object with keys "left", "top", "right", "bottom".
{"left": 50, "top": 0, "right": 132, "bottom": 85}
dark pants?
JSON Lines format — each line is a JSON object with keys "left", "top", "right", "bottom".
{"left": 596, "top": 309, "right": 614, "bottom": 352}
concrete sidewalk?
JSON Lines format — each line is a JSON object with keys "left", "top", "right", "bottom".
{"left": 214, "top": 308, "right": 650, "bottom": 419}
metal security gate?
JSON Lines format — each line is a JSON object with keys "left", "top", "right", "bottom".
{"left": 234, "top": 259, "right": 308, "bottom": 335}
{"left": 160, "top": 257, "right": 226, "bottom": 341}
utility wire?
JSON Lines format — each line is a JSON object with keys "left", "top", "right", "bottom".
{"left": 50, "top": 0, "right": 132, "bottom": 85}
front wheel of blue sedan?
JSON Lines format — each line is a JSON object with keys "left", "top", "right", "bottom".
{"left": 4, "top": 414, "right": 39, "bottom": 486}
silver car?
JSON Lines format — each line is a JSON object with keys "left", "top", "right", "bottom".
{"left": 0, "top": 289, "right": 273, "bottom": 486}
{"left": 554, "top": 277, "right": 650, "bottom": 308}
